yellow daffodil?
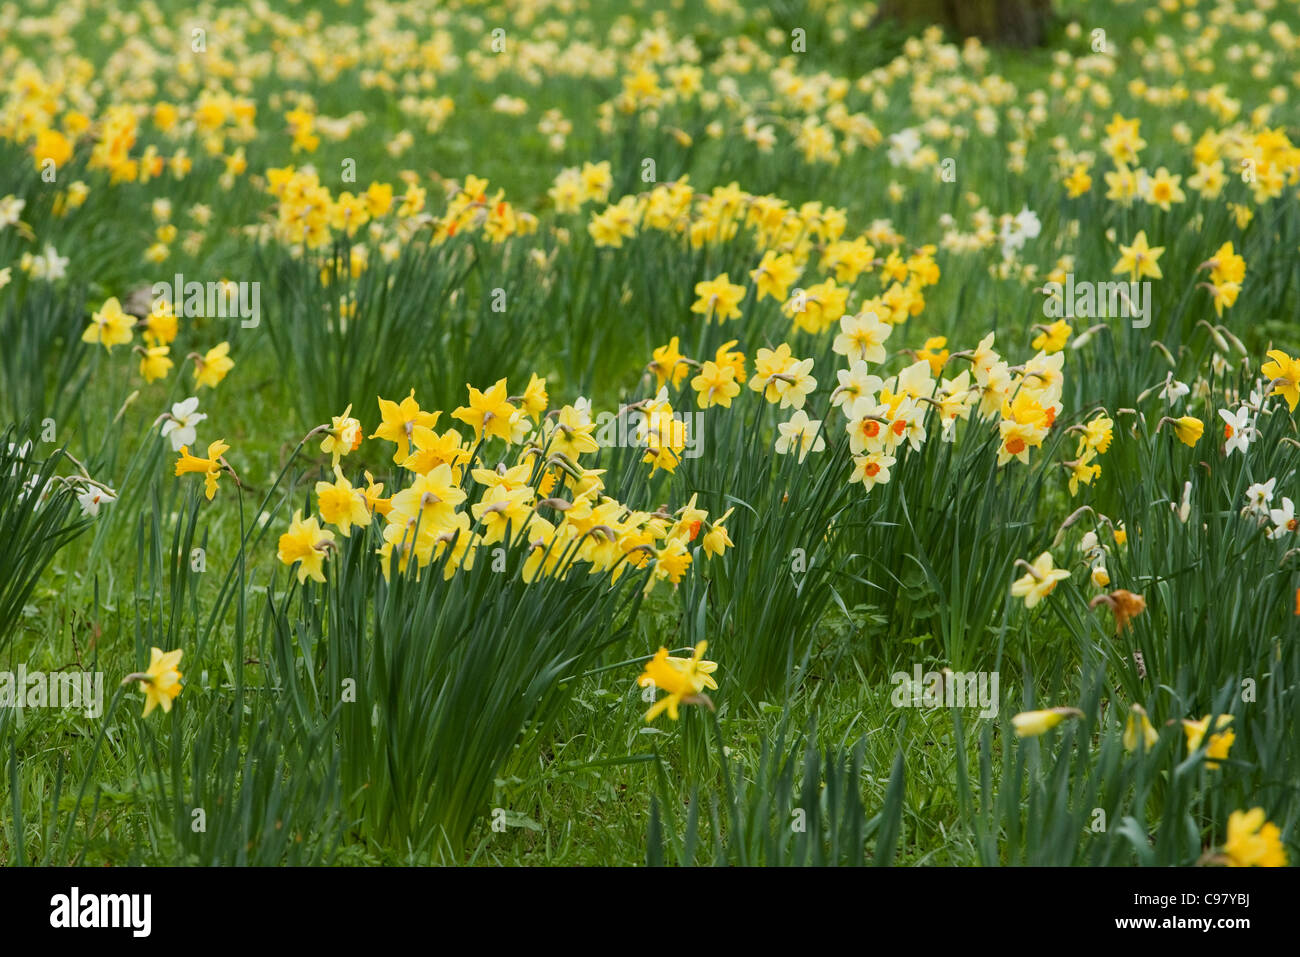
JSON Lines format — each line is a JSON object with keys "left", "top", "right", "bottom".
{"left": 371, "top": 390, "right": 439, "bottom": 463}
{"left": 82, "top": 297, "right": 135, "bottom": 350}
{"left": 316, "top": 468, "right": 372, "bottom": 537}
{"left": 1112, "top": 230, "right": 1164, "bottom": 282}
{"left": 174, "top": 439, "right": 231, "bottom": 500}
{"left": 1261, "top": 350, "right": 1300, "bottom": 411}
{"left": 192, "top": 341, "right": 234, "bottom": 389}
{"left": 1123, "top": 704, "right": 1159, "bottom": 752}
{"left": 277, "top": 510, "right": 336, "bottom": 583}
{"left": 636, "top": 641, "right": 718, "bottom": 722}
{"left": 1220, "top": 808, "right": 1288, "bottom": 867}
{"left": 1011, "top": 552, "right": 1071, "bottom": 608}
{"left": 128, "top": 647, "right": 183, "bottom": 718}
{"left": 1012, "top": 707, "right": 1083, "bottom": 738}
{"left": 1182, "top": 714, "right": 1235, "bottom": 769}
{"left": 452, "top": 377, "right": 518, "bottom": 443}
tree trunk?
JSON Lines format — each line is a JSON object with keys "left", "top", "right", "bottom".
{"left": 876, "top": 0, "right": 1053, "bottom": 49}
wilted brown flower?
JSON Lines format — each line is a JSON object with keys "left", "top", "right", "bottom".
{"left": 1089, "top": 589, "right": 1147, "bottom": 633}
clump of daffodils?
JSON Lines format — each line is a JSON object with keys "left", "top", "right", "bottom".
{"left": 259, "top": 381, "right": 736, "bottom": 594}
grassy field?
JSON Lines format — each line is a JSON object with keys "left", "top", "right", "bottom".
{"left": 0, "top": 0, "right": 1297, "bottom": 866}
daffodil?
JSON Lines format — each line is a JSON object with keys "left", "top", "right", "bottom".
{"left": 1112, "top": 230, "right": 1164, "bottom": 282}
{"left": 371, "top": 390, "right": 439, "bottom": 463}
{"left": 320, "top": 404, "right": 363, "bottom": 466}
{"left": 1261, "top": 350, "right": 1300, "bottom": 412}
{"left": 649, "top": 336, "right": 690, "bottom": 389}
{"left": 174, "top": 439, "right": 231, "bottom": 500}
{"left": 701, "top": 507, "right": 735, "bottom": 559}
{"left": 1011, "top": 552, "right": 1070, "bottom": 608}
{"left": 138, "top": 344, "right": 173, "bottom": 383}
{"left": 691, "top": 273, "right": 746, "bottom": 322}
{"left": 1182, "top": 714, "right": 1235, "bottom": 769}
{"left": 82, "top": 297, "right": 135, "bottom": 350}
{"left": 277, "top": 510, "right": 336, "bottom": 583}
{"left": 127, "top": 647, "right": 184, "bottom": 718}
{"left": 1166, "top": 415, "right": 1204, "bottom": 447}
{"left": 1011, "top": 707, "right": 1083, "bottom": 738}
{"left": 1220, "top": 808, "right": 1288, "bottom": 867}
{"left": 160, "top": 397, "right": 206, "bottom": 452}
{"left": 316, "top": 468, "right": 372, "bottom": 537}
{"left": 690, "top": 360, "right": 740, "bottom": 409}
{"left": 1123, "top": 704, "right": 1159, "bottom": 752}
{"left": 636, "top": 641, "right": 718, "bottom": 722}
{"left": 452, "top": 377, "right": 518, "bottom": 443}
{"left": 774, "top": 410, "right": 825, "bottom": 462}
{"left": 832, "top": 310, "right": 892, "bottom": 364}
{"left": 192, "top": 341, "right": 234, "bottom": 389}
{"left": 749, "top": 250, "right": 800, "bottom": 301}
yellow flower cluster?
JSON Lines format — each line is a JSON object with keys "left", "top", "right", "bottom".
{"left": 270, "top": 384, "right": 735, "bottom": 594}
{"left": 266, "top": 167, "right": 536, "bottom": 253}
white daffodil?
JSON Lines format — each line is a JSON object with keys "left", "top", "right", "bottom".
{"left": 1159, "top": 375, "right": 1190, "bottom": 404}
{"left": 160, "top": 397, "right": 207, "bottom": 452}
{"left": 1268, "top": 497, "right": 1297, "bottom": 539}
{"left": 1218, "top": 406, "right": 1257, "bottom": 457}
{"left": 1244, "top": 478, "right": 1276, "bottom": 520}
{"left": 774, "top": 410, "right": 825, "bottom": 463}
{"left": 76, "top": 485, "right": 117, "bottom": 517}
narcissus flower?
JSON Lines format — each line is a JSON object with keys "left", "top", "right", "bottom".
{"left": 649, "top": 336, "right": 690, "bottom": 389}
{"left": 691, "top": 273, "right": 746, "bottom": 322}
{"left": 749, "top": 250, "right": 800, "bottom": 302}
{"left": 126, "top": 647, "right": 184, "bottom": 718}
{"left": 690, "top": 360, "right": 740, "bottom": 409}
{"left": 174, "top": 439, "right": 231, "bottom": 500}
{"left": 192, "top": 341, "right": 234, "bottom": 389}
{"left": 1067, "top": 448, "right": 1101, "bottom": 496}
{"left": 277, "top": 510, "right": 336, "bottom": 583}
{"left": 1261, "top": 350, "right": 1300, "bottom": 411}
{"left": 1164, "top": 415, "right": 1204, "bottom": 447}
{"left": 1182, "top": 714, "right": 1235, "bottom": 769}
{"left": 1123, "top": 704, "right": 1159, "bottom": 752}
{"left": 470, "top": 483, "right": 534, "bottom": 545}
{"left": 1220, "top": 808, "right": 1288, "bottom": 867}
{"left": 1011, "top": 552, "right": 1071, "bottom": 608}
{"left": 159, "top": 397, "right": 206, "bottom": 451}
{"left": 1142, "top": 166, "right": 1185, "bottom": 211}
{"left": 701, "top": 507, "right": 735, "bottom": 559}
{"left": 636, "top": 641, "right": 718, "bottom": 722}
{"left": 1204, "top": 241, "right": 1246, "bottom": 287}
{"left": 749, "top": 344, "right": 815, "bottom": 409}
{"left": 76, "top": 484, "right": 116, "bottom": 517}
{"left": 82, "top": 297, "right": 135, "bottom": 350}
{"left": 452, "top": 377, "right": 518, "bottom": 443}
{"left": 1063, "top": 163, "right": 1091, "bottom": 198}
{"left": 316, "top": 468, "right": 372, "bottom": 537}
{"left": 774, "top": 410, "right": 825, "bottom": 462}
{"left": 1219, "top": 406, "right": 1256, "bottom": 457}
{"left": 1011, "top": 707, "right": 1083, "bottom": 738}
{"left": 371, "top": 390, "right": 439, "bottom": 463}
{"left": 832, "top": 310, "right": 892, "bottom": 364}
{"left": 320, "top": 404, "right": 363, "bottom": 466}
{"left": 138, "top": 344, "right": 173, "bottom": 383}
{"left": 850, "top": 449, "right": 895, "bottom": 491}
{"left": 519, "top": 374, "right": 549, "bottom": 422}
{"left": 1031, "top": 319, "right": 1072, "bottom": 354}
{"left": 1112, "top": 230, "right": 1164, "bottom": 282}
